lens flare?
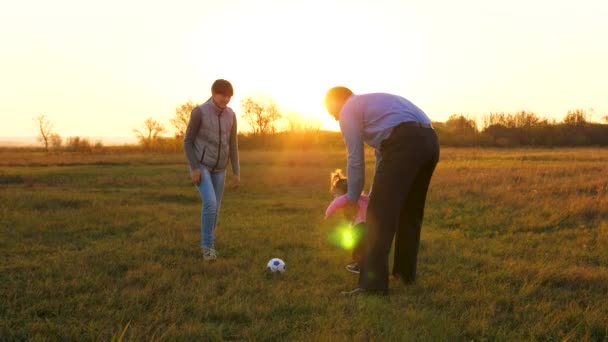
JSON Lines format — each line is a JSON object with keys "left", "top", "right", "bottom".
{"left": 342, "top": 229, "right": 355, "bottom": 249}
{"left": 328, "top": 223, "right": 362, "bottom": 250}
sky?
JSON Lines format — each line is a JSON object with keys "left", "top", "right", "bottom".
{"left": 1, "top": 0, "right": 607, "bottom": 139}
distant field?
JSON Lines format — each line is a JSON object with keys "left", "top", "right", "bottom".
{"left": 1, "top": 148, "right": 607, "bottom": 340}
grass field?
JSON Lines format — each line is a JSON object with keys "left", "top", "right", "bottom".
{"left": 1, "top": 148, "right": 607, "bottom": 341}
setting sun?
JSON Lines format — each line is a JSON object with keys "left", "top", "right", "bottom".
{"left": 1, "top": 0, "right": 607, "bottom": 140}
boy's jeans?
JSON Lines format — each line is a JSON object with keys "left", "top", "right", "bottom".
{"left": 193, "top": 167, "right": 226, "bottom": 249}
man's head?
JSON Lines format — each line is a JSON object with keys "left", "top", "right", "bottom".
{"left": 211, "top": 79, "right": 234, "bottom": 109}
{"left": 324, "top": 86, "right": 353, "bottom": 120}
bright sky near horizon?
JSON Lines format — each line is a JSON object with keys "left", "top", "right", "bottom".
{"left": 1, "top": 0, "right": 607, "bottom": 138}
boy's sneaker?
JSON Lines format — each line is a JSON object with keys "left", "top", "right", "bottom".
{"left": 202, "top": 248, "right": 217, "bottom": 261}
{"left": 345, "top": 263, "right": 360, "bottom": 274}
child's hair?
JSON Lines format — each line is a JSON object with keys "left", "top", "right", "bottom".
{"left": 330, "top": 169, "right": 348, "bottom": 195}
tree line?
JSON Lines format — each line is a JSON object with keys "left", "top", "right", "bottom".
{"left": 33, "top": 97, "right": 320, "bottom": 152}
{"left": 33, "top": 101, "right": 608, "bottom": 152}
{"left": 435, "top": 109, "right": 608, "bottom": 147}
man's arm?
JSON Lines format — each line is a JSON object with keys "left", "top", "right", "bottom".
{"left": 340, "top": 107, "right": 365, "bottom": 203}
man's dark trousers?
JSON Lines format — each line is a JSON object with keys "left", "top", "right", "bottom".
{"left": 358, "top": 123, "right": 440, "bottom": 293}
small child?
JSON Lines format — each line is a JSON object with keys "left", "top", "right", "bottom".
{"left": 325, "top": 169, "right": 369, "bottom": 274}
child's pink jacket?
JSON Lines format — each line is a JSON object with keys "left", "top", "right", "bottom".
{"left": 325, "top": 194, "right": 369, "bottom": 225}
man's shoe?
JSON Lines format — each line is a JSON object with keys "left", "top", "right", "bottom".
{"left": 345, "top": 263, "right": 360, "bottom": 274}
{"left": 391, "top": 273, "right": 415, "bottom": 285}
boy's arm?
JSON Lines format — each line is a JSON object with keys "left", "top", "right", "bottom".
{"left": 229, "top": 112, "right": 240, "bottom": 176}
{"left": 183, "top": 107, "right": 202, "bottom": 170}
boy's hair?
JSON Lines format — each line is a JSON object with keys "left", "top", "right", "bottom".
{"left": 330, "top": 169, "right": 348, "bottom": 194}
{"left": 211, "top": 79, "right": 234, "bottom": 96}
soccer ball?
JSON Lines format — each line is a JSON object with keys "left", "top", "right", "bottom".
{"left": 267, "top": 258, "right": 286, "bottom": 273}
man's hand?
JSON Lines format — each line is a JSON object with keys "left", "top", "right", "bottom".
{"left": 191, "top": 168, "right": 202, "bottom": 185}
{"left": 344, "top": 200, "right": 358, "bottom": 222}
{"left": 229, "top": 175, "right": 241, "bottom": 189}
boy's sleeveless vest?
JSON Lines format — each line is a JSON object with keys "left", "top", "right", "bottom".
{"left": 194, "top": 100, "right": 236, "bottom": 172}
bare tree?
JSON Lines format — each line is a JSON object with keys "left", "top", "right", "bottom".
{"left": 563, "top": 109, "right": 587, "bottom": 126}
{"left": 602, "top": 115, "right": 608, "bottom": 124}
{"left": 241, "top": 97, "right": 282, "bottom": 135}
{"left": 446, "top": 114, "right": 477, "bottom": 135}
{"left": 133, "top": 117, "right": 166, "bottom": 148}
{"left": 170, "top": 100, "right": 199, "bottom": 138}
{"left": 33, "top": 115, "right": 54, "bottom": 151}
{"left": 65, "top": 136, "right": 92, "bottom": 152}
{"left": 481, "top": 111, "right": 546, "bottom": 130}
{"left": 50, "top": 133, "right": 62, "bottom": 150}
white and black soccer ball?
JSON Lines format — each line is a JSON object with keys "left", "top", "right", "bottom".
{"left": 267, "top": 258, "right": 286, "bottom": 273}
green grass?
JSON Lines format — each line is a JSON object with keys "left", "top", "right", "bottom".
{"left": 1, "top": 148, "right": 607, "bottom": 341}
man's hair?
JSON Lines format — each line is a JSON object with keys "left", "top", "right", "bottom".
{"left": 211, "top": 79, "right": 234, "bottom": 96}
{"left": 324, "top": 86, "right": 353, "bottom": 106}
